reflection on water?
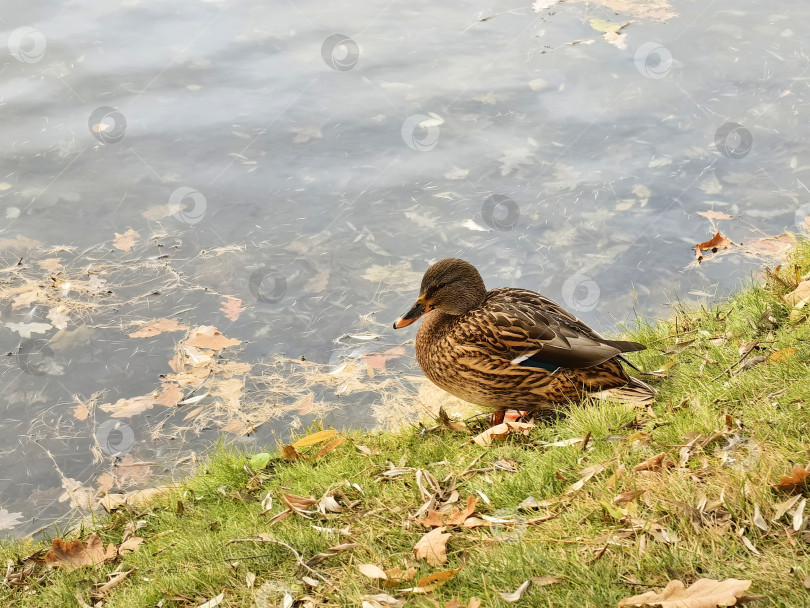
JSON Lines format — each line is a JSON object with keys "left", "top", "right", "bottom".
{"left": 1, "top": 0, "right": 809, "bottom": 536}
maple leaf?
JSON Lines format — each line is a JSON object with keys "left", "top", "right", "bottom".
{"left": 772, "top": 463, "right": 810, "bottom": 493}
{"left": 413, "top": 526, "right": 450, "bottom": 567}
{"left": 185, "top": 326, "right": 240, "bottom": 350}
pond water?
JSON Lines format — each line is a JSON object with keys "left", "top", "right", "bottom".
{"left": 1, "top": 0, "right": 808, "bottom": 537}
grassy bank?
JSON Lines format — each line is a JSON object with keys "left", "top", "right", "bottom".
{"left": 3, "top": 242, "right": 810, "bottom": 608}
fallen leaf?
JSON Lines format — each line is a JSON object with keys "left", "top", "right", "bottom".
{"left": 613, "top": 489, "right": 645, "bottom": 505}
{"left": 185, "top": 326, "right": 240, "bottom": 350}
{"left": 155, "top": 381, "right": 183, "bottom": 407}
{"left": 362, "top": 593, "right": 404, "bottom": 607}
{"left": 315, "top": 436, "right": 347, "bottom": 459}
{"left": 618, "top": 577, "right": 752, "bottom": 608}
{"left": 99, "top": 395, "right": 155, "bottom": 418}
{"left": 772, "top": 463, "right": 810, "bottom": 493}
{"left": 292, "top": 429, "right": 339, "bottom": 448}
{"left": 129, "top": 318, "right": 189, "bottom": 338}
{"left": 499, "top": 580, "right": 531, "bottom": 602}
{"left": 0, "top": 509, "right": 24, "bottom": 531}
{"left": 785, "top": 280, "right": 810, "bottom": 307}
{"left": 358, "top": 563, "right": 388, "bottom": 580}
{"left": 472, "top": 421, "right": 535, "bottom": 446}
{"left": 767, "top": 348, "right": 796, "bottom": 363}
{"left": 413, "top": 526, "right": 450, "bottom": 567}
{"left": 446, "top": 496, "right": 477, "bottom": 526}
{"left": 281, "top": 493, "right": 317, "bottom": 516}
{"left": 695, "top": 232, "right": 733, "bottom": 262}
{"left": 45, "top": 534, "right": 117, "bottom": 571}
{"left": 698, "top": 210, "right": 734, "bottom": 220}
{"left": 400, "top": 567, "right": 462, "bottom": 593}
{"left": 633, "top": 452, "right": 675, "bottom": 473}
{"left": 532, "top": 574, "right": 563, "bottom": 586}
{"left": 113, "top": 228, "right": 139, "bottom": 252}
{"left": 220, "top": 297, "right": 246, "bottom": 322}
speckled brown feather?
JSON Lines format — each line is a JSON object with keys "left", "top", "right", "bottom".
{"left": 404, "top": 261, "right": 654, "bottom": 412}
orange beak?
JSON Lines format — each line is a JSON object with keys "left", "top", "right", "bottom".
{"left": 393, "top": 296, "right": 431, "bottom": 329}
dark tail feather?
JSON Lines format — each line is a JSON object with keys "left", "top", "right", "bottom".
{"left": 602, "top": 339, "right": 646, "bottom": 353}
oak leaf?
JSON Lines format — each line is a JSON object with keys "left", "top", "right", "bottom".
{"left": 45, "top": 534, "right": 117, "bottom": 571}
{"left": 618, "top": 577, "right": 752, "bottom": 608}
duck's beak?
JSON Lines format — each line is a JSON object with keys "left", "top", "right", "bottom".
{"left": 393, "top": 296, "right": 430, "bottom": 329}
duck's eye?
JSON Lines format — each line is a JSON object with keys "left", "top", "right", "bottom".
{"left": 437, "top": 282, "right": 448, "bottom": 289}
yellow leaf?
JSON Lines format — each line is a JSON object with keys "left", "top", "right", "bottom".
{"left": 292, "top": 429, "right": 339, "bottom": 448}
{"left": 589, "top": 18, "right": 628, "bottom": 33}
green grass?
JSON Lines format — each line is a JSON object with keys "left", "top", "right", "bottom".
{"left": 3, "top": 242, "right": 810, "bottom": 607}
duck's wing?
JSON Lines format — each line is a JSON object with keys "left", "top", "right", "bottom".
{"left": 470, "top": 288, "right": 645, "bottom": 370}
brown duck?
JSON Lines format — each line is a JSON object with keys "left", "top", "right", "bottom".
{"left": 393, "top": 258, "right": 654, "bottom": 419}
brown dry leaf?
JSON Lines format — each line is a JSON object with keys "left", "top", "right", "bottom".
{"left": 358, "top": 563, "right": 388, "bottom": 580}
{"left": 292, "top": 429, "right": 339, "bottom": 449}
{"left": 99, "top": 395, "right": 155, "bottom": 418}
{"left": 383, "top": 567, "right": 417, "bottom": 586}
{"left": 98, "top": 487, "right": 169, "bottom": 512}
{"left": 117, "top": 536, "right": 143, "bottom": 556}
{"left": 129, "top": 318, "right": 189, "bottom": 338}
{"left": 614, "top": 489, "right": 645, "bottom": 505}
{"left": 785, "top": 280, "right": 810, "bottom": 307}
{"left": 617, "top": 577, "right": 752, "bottom": 608}
{"left": 445, "top": 496, "right": 477, "bottom": 526}
{"left": 438, "top": 406, "right": 468, "bottom": 432}
{"left": 185, "top": 326, "right": 240, "bottom": 350}
{"left": 155, "top": 382, "right": 183, "bottom": 407}
{"left": 745, "top": 234, "right": 793, "bottom": 259}
{"left": 417, "top": 510, "right": 445, "bottom": 528}
{"left": 73, "top": 404, "right": 89, "bottom": 421}
{"left": 113, "top": 228, "right": 139, "bottom": 252}
{"left": 281, "top": 493, "right": 318, "bottom": 516}
{"left": 220, "top": 297, "right": 246, "bottom": 322}
{"left": 633, "top": 452, "right": 675, "bottom": 473}
{"left": 767, "top": 348, "right": 797, "bottom": 363}
{"left": 315, "top": 436, "right": 347, "bottom": 459}
{"left": 472, "top": 421, "right": 535, "bottom": 446}
{"left": 446, "top": 599, "right": 481, "bottom": 608}
{"left": 113, "top": 454, "right": 153, "bottom": 485}
{"left": 281, "top": 445, "right": 300, "bottom": 461}
{"left": 695, "top": 232, "right": 733, "bottom": 262}
{"left": 772, "top": 463, "right": 810, "bottom": 493}
{"left": 413, "top": 526, "right": 450, "bottom": 567}
{"left": 45, "top": 534, "right": 117, "bottom": 571}
{"left": 400, "top": 567, "right": 462, "bottom": 593}
{"left": 697, "top": 210, "right": 733, "bottom": 221}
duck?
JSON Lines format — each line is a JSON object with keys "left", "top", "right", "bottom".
{"left": 393, "top": 258, "right": 654, "bottom": 421}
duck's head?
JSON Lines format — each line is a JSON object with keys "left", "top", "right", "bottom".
{"left": 393, "top": 258, "right": 487, "bottom": 329}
